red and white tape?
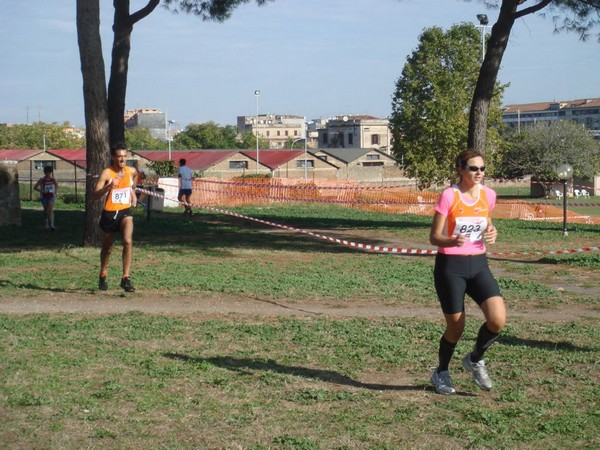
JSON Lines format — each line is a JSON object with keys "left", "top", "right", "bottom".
{"left": 137, "top": 187, "right": 599, "bottom": 258}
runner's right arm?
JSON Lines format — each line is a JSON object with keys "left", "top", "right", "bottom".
{"left": 92, "top": 169, "right": 113, "bottom": 201}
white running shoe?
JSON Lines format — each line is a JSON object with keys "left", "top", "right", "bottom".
{"left": 462, "top": 354, "right": 492, "bottom": 390}
{"left": 430, "top": 369, "right": 456, "bottom": 395}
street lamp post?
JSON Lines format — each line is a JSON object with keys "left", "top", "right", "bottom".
{"left": 290, "top": 137, "right": 303, "bottom": 150}
{"left": 556, "top": 163, "right": 573, "bottom": 236}
{"left": 254, "top": 90, "right": 261, "bottom": 174}
{"left": 476, "top": 14, "right": 490, "bottom": 62}
{"left": 303, "top": 118, "right": 308, "bottom": 180}
{"left": 167, "top": 119, "right": 175, "bottom": 160}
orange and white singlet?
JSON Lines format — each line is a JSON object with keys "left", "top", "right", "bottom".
{"left": 103, "top": 166, "right": 134, "bottom": 212}
{"left": 434, "top": 184, "right": 496, "bottom": 255}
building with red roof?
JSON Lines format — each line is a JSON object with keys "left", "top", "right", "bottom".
{"left": 241, "top": 149, "right": 338, "bottom": 179}
{"left": 135, "top": 149, "right": 339, "bottom": 180}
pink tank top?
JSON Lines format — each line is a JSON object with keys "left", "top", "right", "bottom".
{"left": 434, "top": 185, "right": 496, "bottom": 255}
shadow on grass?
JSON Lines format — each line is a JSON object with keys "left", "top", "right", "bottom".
{"left": 501, "top": 335, "right": 595, "bottom": 352}
{"left": 163, "top": 352, "right": 470, "bottom": 395}
{"left": 3, "top": 207, "right": 429, "bottom": 256}
{"left": 0, "top": 279, "right": 95, "bottom": 295}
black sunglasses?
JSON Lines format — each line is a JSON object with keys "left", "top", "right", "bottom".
{"left": 467, "top": 165, "right": 485, "bottom": 172}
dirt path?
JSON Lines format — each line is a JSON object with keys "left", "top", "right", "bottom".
{"left": 1, "top": 291, "right": 598, "bottom": 323}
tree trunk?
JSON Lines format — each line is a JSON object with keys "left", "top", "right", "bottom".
{"left": 108, "top": 0, "right": 160, "bottom": 145}
{"left": 468, "top": 1, "right": 518, "bottom": 153}
{"left": 468, "top": 0, "right": 553, "bottom": 153}
{"left": 107, "top": 1, "right": 133, "bottom": 145}
{"left": 76, "top": 0, "right": 110, "bottom": 247}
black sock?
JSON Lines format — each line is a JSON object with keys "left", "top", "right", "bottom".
{"left": 437, "top": 336, "right": 457, "bottom": 372}
{"left": 471, "top": 323, "right": 499, "bottom": 362}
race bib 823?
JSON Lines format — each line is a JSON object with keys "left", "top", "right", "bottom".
{"left": 453, "top": 216, "right": 487, "bottom": 242}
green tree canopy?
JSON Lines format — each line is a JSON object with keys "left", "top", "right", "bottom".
{"left": 390, "top": 23, "right": 505, "bottom": 187}
{"left": 500, "top": 121, "right": 600, "bottom": 183}
{"left": 0, "top": 122, "right": 85, "bottom": 149}
{"left": 124, "top": 126, "right": 166, "bottom": 151}
{"left": 173, "top": 122, "right": 264, "bottom": 149}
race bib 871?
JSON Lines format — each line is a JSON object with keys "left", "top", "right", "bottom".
{"left": 111, "top": 187, "right": 131, "bottom": 205}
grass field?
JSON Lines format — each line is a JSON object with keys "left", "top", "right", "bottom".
{"left": 1, "top": 203, "right": 599, "bottom": 449}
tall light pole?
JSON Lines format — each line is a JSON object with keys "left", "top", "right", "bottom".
{"left": 556, "top": 163, "right": 573, "bottom": 236}
{"left": 290, "top": 131, "right": 308, "bottom": 180}
{"left": 254, "top": 90, "right": 261, "bottom": 174}
{"left": 303, "top": 118, "right": 308, "bottom": 180}
{"left": 167, "top": 119, "right": 175, "bottom": 160}
{"left": 290, "top": 137, "right": 303, "bottom": 150}
{"left": 476, "top": 14, "right": 490, "bottom": 62}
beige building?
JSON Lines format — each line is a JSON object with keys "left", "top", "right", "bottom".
{"left": 317, "top": 115, "right": 392, "bottom": 154}
{"left": 314, "top": 147, "right": 403, "bottom": 182}
{"left": 502, "top": 98, "right": 600, "bottom": 139}
{"left": 243, "top": 149, "right": 339, "bottom": 180}
{"left": 237, "top": 114, "right": 306, "bottom": 149}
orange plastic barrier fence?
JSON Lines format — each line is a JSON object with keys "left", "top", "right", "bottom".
{"left": 191, "top": 178, "right": 599, "bottom": 224}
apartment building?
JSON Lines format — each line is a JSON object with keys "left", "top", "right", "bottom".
{"left": 237, "top": 114, "right": 305, "bottom": 149}
{"left": 124, "top": 108, "right": 167, "bottom": 140}
{"left": 502, "top": 98, "right": 600, "bottom": 138}
{"left": 316, "top": 115, "right": 391, "bottom": 154}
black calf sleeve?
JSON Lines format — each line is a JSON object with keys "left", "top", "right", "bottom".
{"left": 471, "top": 323, "right": 499, "bottom": 362}
{"left": 437, "top": 336, "right": 457, "bottom": 372}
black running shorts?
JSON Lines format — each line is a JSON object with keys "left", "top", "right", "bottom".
{"left": 433, "top": 253, "right": 502, "bottom": 314}
{"left": 99, "top": 208, "right": 133, "bottom": 233}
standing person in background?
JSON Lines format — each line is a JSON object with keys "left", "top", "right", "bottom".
{"left": 177, "top": 158, "right": 193, "bottom": 216}
{"left": 429, "top": 149, "right": 506, "bottom": 395}
{"left": 93, "top": 142, "right": 138, "bottom": 293}
{"left": 34, "top": 165, "right": 58, "bottom": 231}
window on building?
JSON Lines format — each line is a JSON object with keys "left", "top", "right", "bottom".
{"left": 34, "top": 160, "right": 56, "bottom": 170}
{"left": 348, "top": 133, "right": 354, "bottom": 145}
{"left": 322, "top": 133, "right": 328, "bottom": 144}
{"left": 371, "top": 134, "right": 380, "bottom": 145}
{"left": 277, "top": 131, "right": 281, "bottom": 136}
{"left": 362, "top": 161, "right": 384, "bottom": 167}
{"left": 296, "top": 159, "right": 314, "bottom": 168}
{"left": 285, "top": 130, "right": 289, "bottom": 136}
{"left": 267, "top": 131, "right": 270, "bottom": 137}
{"left": 294, "top": 130, "right": 299, "bottom": 136}
{"left": 229, "top": 161, "right": 248, "bottom": 169}
{"left": 366, "top": 154, "right": 380, "bottom": 160}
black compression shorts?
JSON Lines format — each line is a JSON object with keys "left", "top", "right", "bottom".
{"left": 433, "top": 253, "right": 502, "bottom": 314}
{"left": 99, "top": 208, "right": 133, "bottom": 233}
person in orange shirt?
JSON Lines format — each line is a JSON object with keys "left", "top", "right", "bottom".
{"left": 93, "top": 142, "right": 138, "bottom": 292}
{"left": 429, "top": 148, "right": 506, "bottom": 395}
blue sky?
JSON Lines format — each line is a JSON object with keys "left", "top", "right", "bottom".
{"left": 0, "top": 0, "right": 598, "bottom": 129}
